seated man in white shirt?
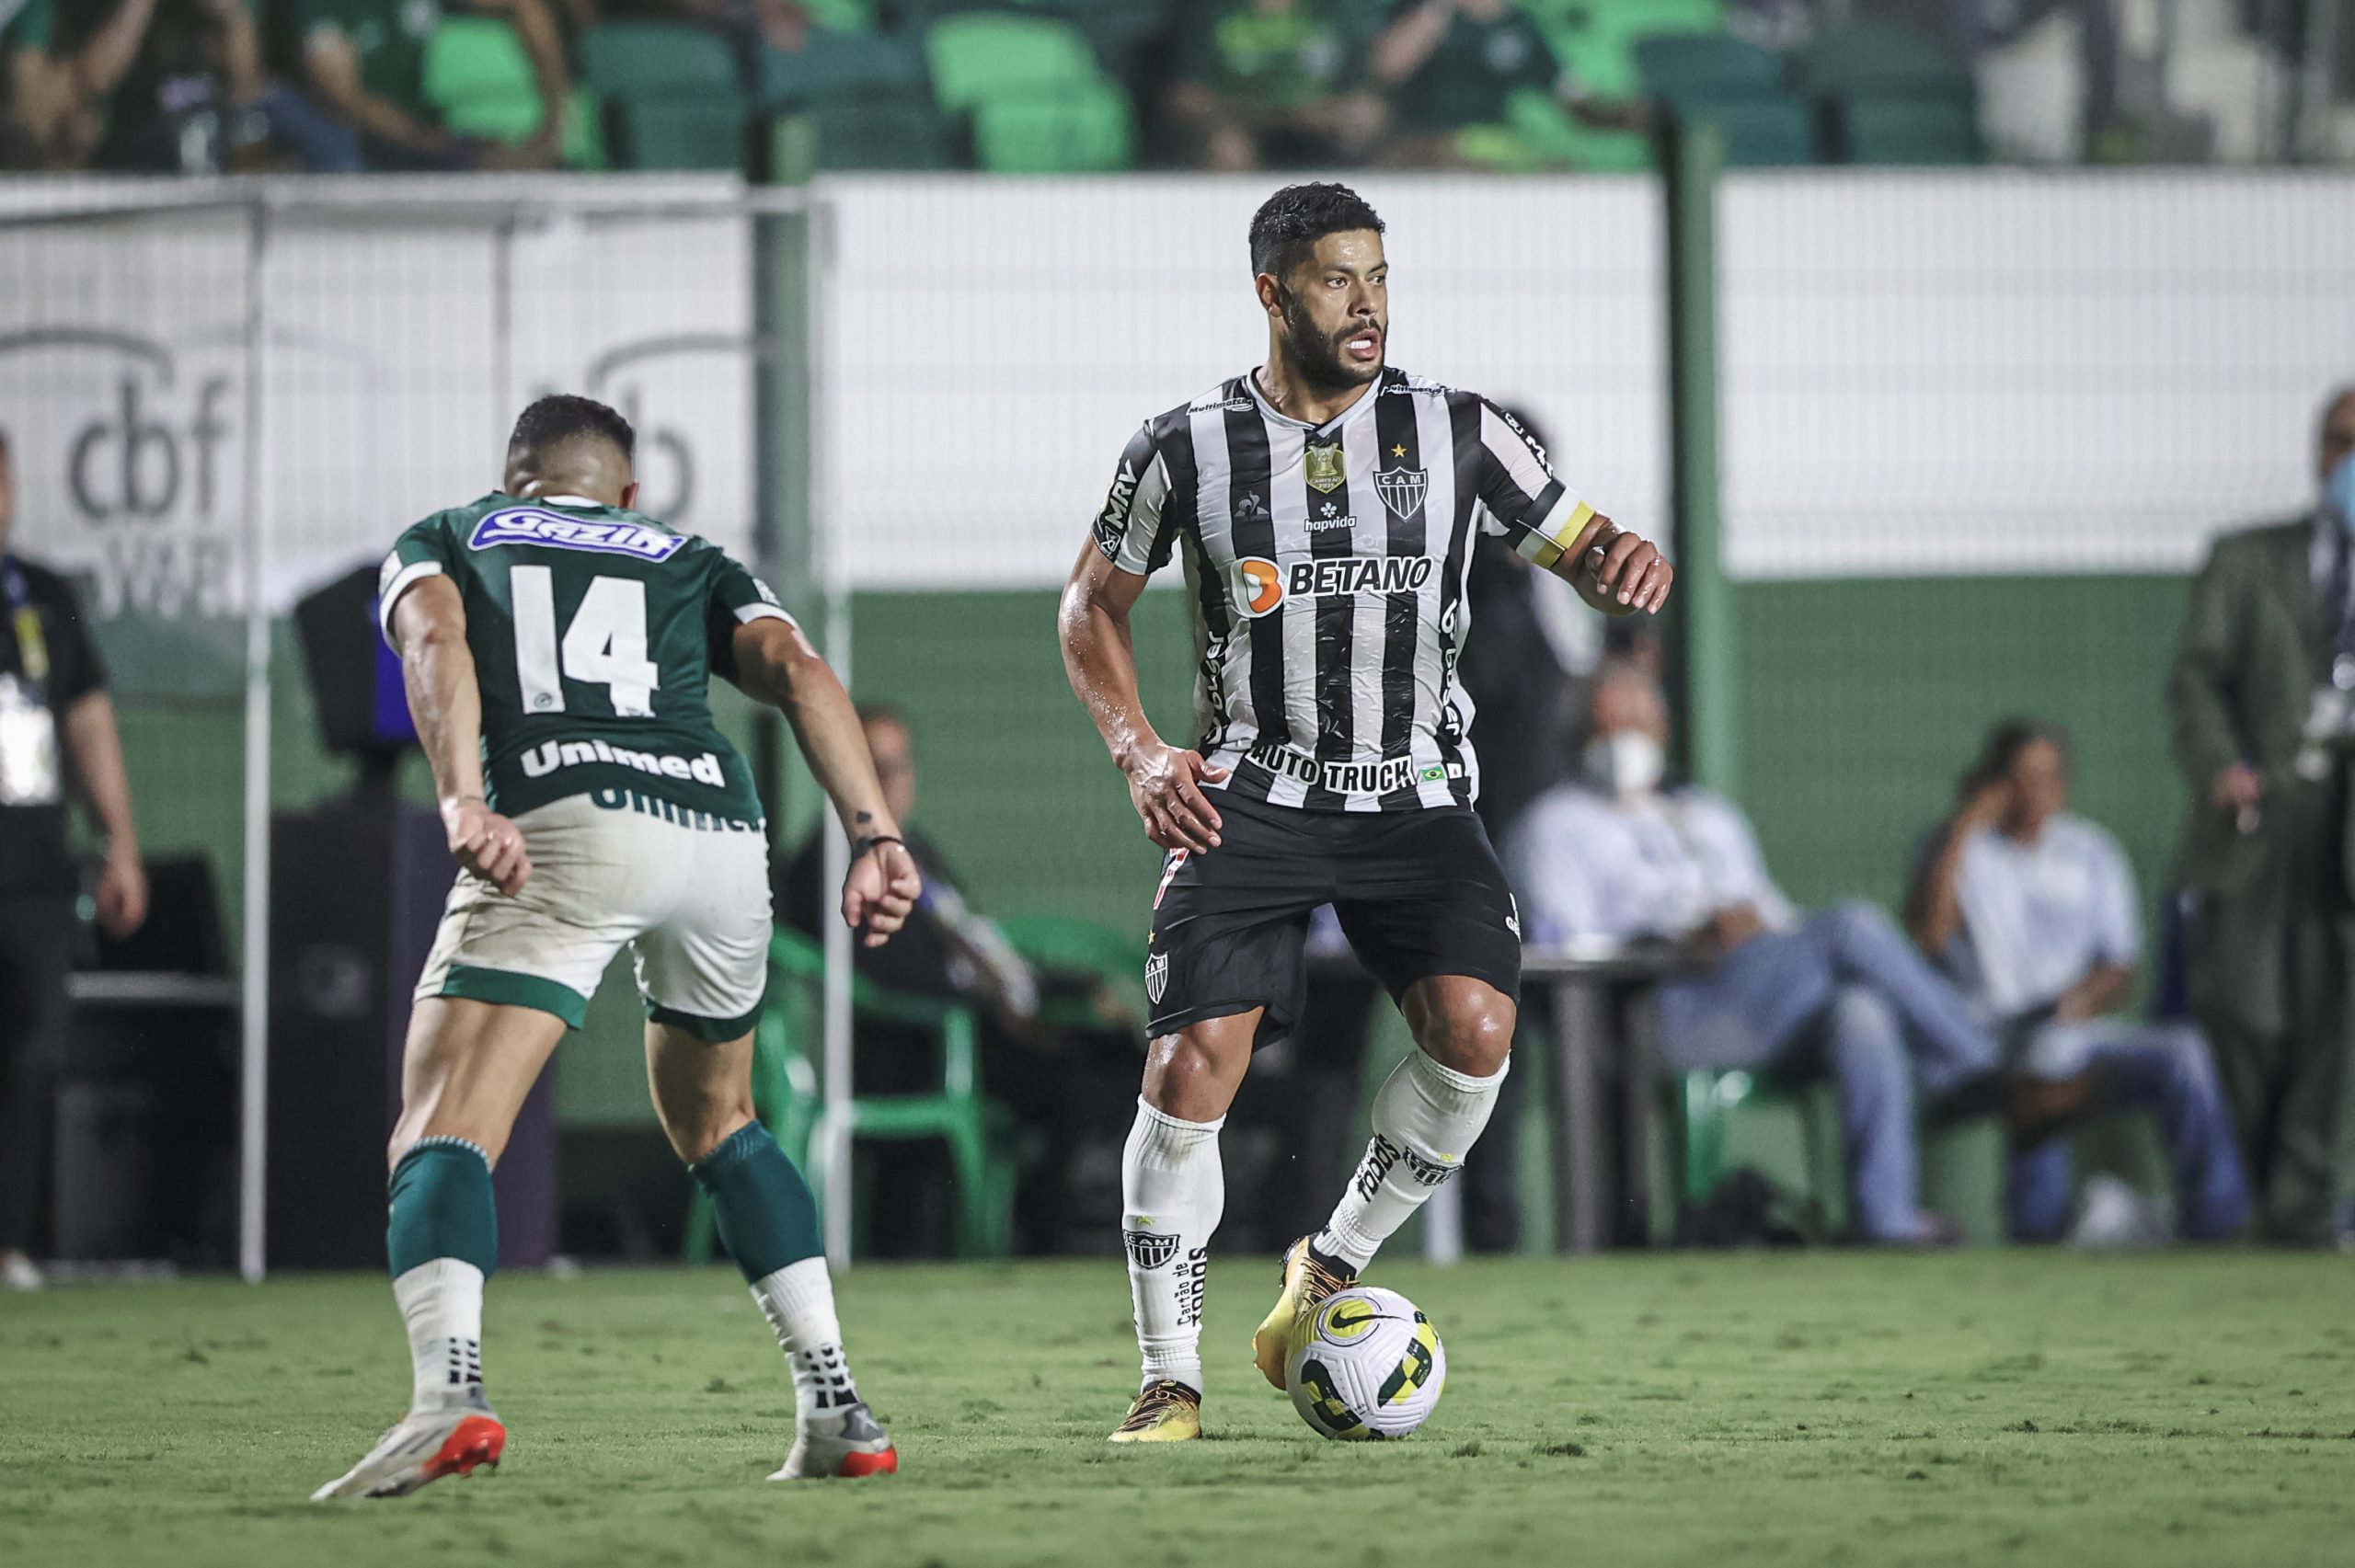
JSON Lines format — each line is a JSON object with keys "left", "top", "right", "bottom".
{"left": 1508, "top": 661, "right": 2004, "bottom": 1244}
{"left": 1908, "top": 719, "right": 2249, "bottom": 1242}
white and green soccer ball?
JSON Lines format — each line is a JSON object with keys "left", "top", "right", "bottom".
{"left": 1285, "top": 1286, "right": 1446, "bottom": 1440}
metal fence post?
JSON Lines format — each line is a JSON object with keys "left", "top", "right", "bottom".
{"left": 237, "top": 193, "right": 272, "bottom": 1284}
{"left": 1665, "top": 121, "right": 1737, "bottom": 797}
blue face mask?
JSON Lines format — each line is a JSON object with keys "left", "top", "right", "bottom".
{"left": 2328, "top": 452, "right": 2355, "bottom": 529}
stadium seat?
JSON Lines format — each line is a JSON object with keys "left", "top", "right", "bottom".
{"left": 1456, "top": 84, "right": 1651, "bottom": 173}
{"left": 1663, "top": 1068, "right": 1839, "bottom": 1230}
{"left": 578, "top": 21, "right": 741, "bottom": 98}
{"left": 757, "top": 28, "right": 927, "bottom": 110}
{"left": 1797, "top": 21, "right": 1959, "bottom": 94}
{"left": 996, "top": 913, "right": 1145, "bottom": 1034}
{"left": 1674, "top": 89, "right": 1818, "bottom": 166}
{"left": 923, "top": 11, "right": 1101, "bottom": 113}
{"left": 610, "top": 92, "right": 751, "bottom": 172}
{"left": 760, "top": 928, "right": 1020, "bottom": 1261}
{"left": 1839, "top": 95, "right": 1982, "bottom": 164}
{"left": 971, "top": 79, "right": 1134, "bottom": 171}
{"left": 774, "top": 100, "right": 957, "bottom": 172}
{"left": 421, "top": 18, "right": 605, "bottom": 168}
{"left": 1633, "top": 32, "right": 1781, "bottom": 105}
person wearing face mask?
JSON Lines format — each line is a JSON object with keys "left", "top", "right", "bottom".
{"left": 1908, "top": 720, "right": 2247, "bottom": 1242}
{"left": 1507, "top": 660, "right": 2005, "bottom": 1245}
{"left": 2165, "top": 384, "right": 2355, "bottom": 1247}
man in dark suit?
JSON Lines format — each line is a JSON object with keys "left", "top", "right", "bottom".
{"left": 2165, "top": 385, "right": 2355, "bottom": 1245}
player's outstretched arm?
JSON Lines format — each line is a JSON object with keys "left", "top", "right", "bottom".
{"left": 729, "top": 618, "right": 922, "bottom": 947}
{"left": 389, "top": 575, "right": 532, "bottom": 896}
{"left": 1057, "top": 543, "right": 1227, "bottom": 853}
{"left": 1550, "top": 511, "right": 1673, "bottom": 617}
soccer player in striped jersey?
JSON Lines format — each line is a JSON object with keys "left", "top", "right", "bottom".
{"left": 1060, "top": 183, "right": 1671, "bottom": 1441}
{"left": 313, "top": 395, "right": 921, "bottom": 1498}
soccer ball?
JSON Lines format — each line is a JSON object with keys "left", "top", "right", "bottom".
{"left": 1284, "top": 1286, "right": 1446, "bottom": 1440}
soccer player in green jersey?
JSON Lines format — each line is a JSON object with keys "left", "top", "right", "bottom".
{"left": 313, "top": 395, "right": 922, "bottom": 1499}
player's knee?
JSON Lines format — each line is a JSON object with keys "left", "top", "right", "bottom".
{"left": 663, "top": 1096, "right": 756, "bottom": 1165}
{"left": 1417, "top": 990, "right": 1515, "bottom": 1078}
{"left": 1141, "top": 1028, "right": 1245, "bottom": 1121}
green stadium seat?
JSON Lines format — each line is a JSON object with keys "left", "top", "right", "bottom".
{"left": 578, "top": 21, "right": 741, "bottom": 97}
{"left": 1840, "top": 94, "right": 1982, "bottom": 165}
{"left": 1663, "top": 1068, "right": 1842, "bottom": 1234}
{"left": 774, "top": 100, "right": 956, "bottom": 172}
{"left": 1633, "top": 32, "right": 1781, "bottom": 103}
{"left": 1798, "top": 21, "right": 1959, "bottom": 93}
{"left": 611, "top": 91, "right": 750, "bottom": 171}
{"left": 971, "top": 79, "right": 1134, "bottom": 172}
{"left": 1451, "top": 84, "right": 1650, "bottom": 172}
{"left": 1675, "top": 88, "right": 1817, "bottom": 166}
{"left": 923, "top": 11, "right": 1100, "bottom": 113}
{"left": 757, "top": 29, "right": 926, "bottom": 109}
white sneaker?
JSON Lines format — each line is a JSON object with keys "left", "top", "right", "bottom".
{"left": 769, "top": 1402, "right": 898, "bottom": 1480}
{"left": 2, "top": 1252, "right": 43, "bottom": 1291}
{"left": 310, "top": 1399, "right": 506, "bottom": 1500}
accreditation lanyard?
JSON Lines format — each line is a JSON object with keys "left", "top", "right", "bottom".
{"left": 1, "top": 556, "right": 48, "bottom": 699}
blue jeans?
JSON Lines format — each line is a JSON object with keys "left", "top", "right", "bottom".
{"left": 2007, "top": 1021, "right": 2251, "bottom": 1242}
{"left": 1658, "top": 901, "right": 2005, "bottom": 1242}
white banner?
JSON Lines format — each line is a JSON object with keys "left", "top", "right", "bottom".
{"left": 0, "top": 177, "right": 757, "bottom": 616}
{"left": 1719, "top": 171, "right": 2355, "bottom": 579}
{"left": 820, "top": 173, "right": 1671, "bottom": 589}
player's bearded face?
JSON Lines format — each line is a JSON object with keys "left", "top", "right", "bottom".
{"left": 1278, "top": 281, "right": 1384, "bottom": 395}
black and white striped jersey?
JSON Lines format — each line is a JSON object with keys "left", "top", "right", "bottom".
{"left": 1091, "top": 365, "right": 1597, "bottom": 813}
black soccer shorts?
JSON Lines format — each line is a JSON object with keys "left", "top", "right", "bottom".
{"left": 1143, "top": 793, "right": 1522, "bottom": 1047}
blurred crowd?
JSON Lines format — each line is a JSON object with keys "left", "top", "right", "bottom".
{"left": 4, "top": 0, "right": 2323, "bottom": 177}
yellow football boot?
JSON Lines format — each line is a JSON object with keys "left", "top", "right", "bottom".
{"left": 1251, "top": 1235, "right": 1359, "bottom": 1389}
{"left": 1108, "top": 1379, "right": 1202, "bottom": 1443}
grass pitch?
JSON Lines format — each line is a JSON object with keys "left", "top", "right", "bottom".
{"left": 4, "top": 1251, "right": 2350, "bottom": 1568}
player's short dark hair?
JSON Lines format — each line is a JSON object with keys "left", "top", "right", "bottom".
{"left": 2323, "top": 384, "right": 2355, "bottom": 429}
{"left": 1959, "top": 716, "right": 2070, "bottom": 803}
{"left": 507, "top": 394, "right": 634, "bottom": 468}
{"left": 1249, "top": 182, "right": 1384, "bottom": 281}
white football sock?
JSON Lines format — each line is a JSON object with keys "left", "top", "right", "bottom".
{"left": 394, "top": 1257, "right": 485, "bottom": 1412}
{"left": 1315, "top": 1048, "right": 1508, "bottom": 1270}
{"left": 751, "top": 1257, "right": 861, "bottom": 1419}
{"left": 1120, "top": 1097, "right": 1224, "bottom": 1397}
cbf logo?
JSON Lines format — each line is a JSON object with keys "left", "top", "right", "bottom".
{"left": 0, "top": 328, "right": 238, "bottom": 615}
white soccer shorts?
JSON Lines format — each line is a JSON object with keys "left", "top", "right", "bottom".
{"left": 413, "top": 789, "right": 771, "bottom": 1041}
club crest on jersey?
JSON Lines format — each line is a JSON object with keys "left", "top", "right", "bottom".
{"left": 1304, "top": 442, "right": 1346, "bottom": 494}
{"left": 1144, "top": 950, "right": 1170, "bottom": 1005}
{"left": 469, "top": 508, "right": 686, "bottom": 562}
{"left": 1374, "top": 466, "right": 1428, "bottom": 521}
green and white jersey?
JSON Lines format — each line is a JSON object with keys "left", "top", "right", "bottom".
{"left": 378, "top": 493, "right": 789, "bottom": 825}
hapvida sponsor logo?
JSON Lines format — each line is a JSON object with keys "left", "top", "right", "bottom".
{"left": 520, "top": 738, "right": 726, "bottom": 785}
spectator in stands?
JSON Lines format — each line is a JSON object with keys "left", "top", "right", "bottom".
{"left": 1, "top": 430, "right": 148, "bottom": 1291}
{"left": 2, "top": 0, "right": 63, "bottom": 165}
{"left": 286, "top": 0, "right": 570, "bottom": 170}
{"left": 1165, "top": 0, "right": 1386, "bottom": 171}
{"left": 1908, "top": 719, "right": 2248, "bottom": 1242}
{"left": 777, "top": 704, "right": 1136, "bottom": 1256}
{"left": 2165, "top": 384, "right": 2355, "bottom": 1247}
{"left": 1508, "top": 659, "right": 2009, "bottom": 1245}
{"left": 1364, "top": 0, "right": 1642, "bottom": 166}
{"left": 3, "top": 0, "right": 186, "bottom": 166}
{"left": 44, "top": 0, "right": 286, "bottom": 171}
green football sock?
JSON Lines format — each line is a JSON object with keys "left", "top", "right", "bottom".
{"left": 387, "top": 1136, "right": 500, "bottom": 1278}
{"left": 690, "top": 1122, "right": 822, "bottom": 1283}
